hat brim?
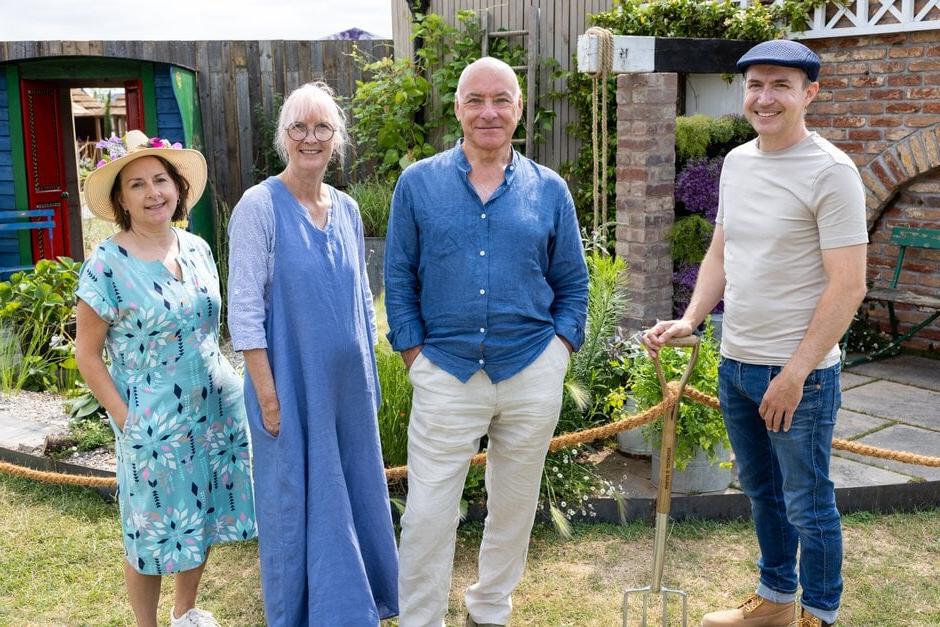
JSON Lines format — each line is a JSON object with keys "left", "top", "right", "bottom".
{"left": 84, "top": 148, "right": 208, "bottom": 223}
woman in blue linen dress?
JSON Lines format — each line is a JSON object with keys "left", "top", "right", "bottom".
{"left": 228, "top": 82, "right": 398, "bottom": 626}
{"left": 75, "top": 131, "right": 255, "bottom": 627}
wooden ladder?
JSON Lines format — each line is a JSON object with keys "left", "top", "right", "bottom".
{"left": 481, "top": 0, "right": 540, "bottom": 158}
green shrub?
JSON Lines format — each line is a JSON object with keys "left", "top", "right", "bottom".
{"left": 676, "top": 114, "right": 756, "bottom": 168}
{"left": 559, "top": 252, "right": 629, "bottom": 434}
{"left": 351, "top": 10, "right": 556, "bottom": 183}
{"left": 670, "top": 215, "right": 714, "bottom": 265}
{"left": 0, "top": 258, "right": 80, "bottom": 392}
{"left": 252, "top": 94, "right": 285, "bottom": 183}
{"left": 348, "top": 176, "right": 395, "bottom": 238}
{"left": 630, "top": 320, "right": 728, "bottom": 471}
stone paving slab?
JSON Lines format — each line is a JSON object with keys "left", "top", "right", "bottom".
{"left": 841, "top": 380, "right": 940, "bottom": 429}
{"left": 834, "top": 409, "right": 891, "bottom": 441}
{"left": 847, "top": 355, "right": 940, "bottom": 392}
{"left": 840, "top": 371, "right": 874, "bottom": 391}
{"left": 0, "top": 419, "right": 59, "bottom": 452}
{"left": 839, "top": 423, "right": 940, "bottom": 482}
{"left": 830, "top": 455, "right": 914, "bottom": 488}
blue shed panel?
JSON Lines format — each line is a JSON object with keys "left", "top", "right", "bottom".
{"left": 0, "top": 75, "right": 20, "bottom": 270}
{"left": 154, "top": 64, "right": 185, "bottom": 147}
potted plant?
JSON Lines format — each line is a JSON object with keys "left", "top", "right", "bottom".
{"left": 347, "top": 176, "right": 395, "bottom": 296}
{"left": 629, "top": 319, "right": 732, "bottom": 493}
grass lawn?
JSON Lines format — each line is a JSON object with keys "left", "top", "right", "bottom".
{"left": 1, "top": 473, "right": 938, "bottom": 626}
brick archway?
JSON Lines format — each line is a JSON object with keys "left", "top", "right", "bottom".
{"left": 859, "top": 123, "right": 940, "bottom": 229}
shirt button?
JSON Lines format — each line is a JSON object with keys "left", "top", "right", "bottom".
{"left": 480, "top": 328, "right": 485, "bottom": 333}
{"left": 480, "top": 289, "right": 486, "bottom": 295}
{"left": 481, "top": 213, "right": 486, "bottom": 219}
{"left": 478, "top": 359, "right": 485, "bottom": 365}
{"left": 479, "top": 250, "right": 486, "bottom": 256}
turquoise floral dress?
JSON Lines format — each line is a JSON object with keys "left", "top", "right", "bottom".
{"left": 77, "top": 228, "right": 256, "bottom": 575}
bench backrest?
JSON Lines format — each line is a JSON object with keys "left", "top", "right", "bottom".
{"left": 888, "top": 226, "right": 940, "bottom": 289}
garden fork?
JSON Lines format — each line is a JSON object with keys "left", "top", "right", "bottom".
{"left": 623, "top": 334, "right": 701, "bottom": 627}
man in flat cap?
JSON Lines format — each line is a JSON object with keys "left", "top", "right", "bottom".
{"left": 643, "top": 39, "right": 868, "bottom": 627}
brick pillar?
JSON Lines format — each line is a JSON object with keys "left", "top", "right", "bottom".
{"left": 615, "top": 72, "right": 678, "bottom": 334}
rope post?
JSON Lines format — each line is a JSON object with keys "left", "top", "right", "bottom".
{"left": 584, "top": 26, "right": 614, "bottom": 238}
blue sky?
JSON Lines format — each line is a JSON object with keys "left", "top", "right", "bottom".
{"left": 0, "top": 0, "right": 394, "bottom": 40}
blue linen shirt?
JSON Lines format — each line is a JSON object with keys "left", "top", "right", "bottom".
{"left": 384, "top": 142, "right": 588, "bottom": 384}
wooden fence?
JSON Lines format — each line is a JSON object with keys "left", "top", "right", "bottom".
{"left": 0, "top": 39, "right": 393, "bottom": 208}
{"left": 392, "top": 0, "right": 614, "bottom": 171}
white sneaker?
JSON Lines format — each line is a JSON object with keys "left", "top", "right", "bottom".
{"left": 170, "top": 607, "right": 221, "bottom": 627}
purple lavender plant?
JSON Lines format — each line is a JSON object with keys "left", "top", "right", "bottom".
{"left": 672, "top": 262, "right": 723, "bottom": 318}
{"left": 675, "top": 157, "right": 723, "bottom": 221}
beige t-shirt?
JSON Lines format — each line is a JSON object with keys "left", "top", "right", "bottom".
{"left": 716, "top": 132, "right": 868, "bottom": 368}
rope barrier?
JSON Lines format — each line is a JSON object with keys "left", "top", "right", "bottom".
{"left": 2, "top": 383, "right": 938, "bottom": 489}
{"left": 585, "top": 26, "right": 614, "bottom": 235}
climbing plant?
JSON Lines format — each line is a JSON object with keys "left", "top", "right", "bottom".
{"left": 351, "top": 9, "right": 556, "bottom": 181}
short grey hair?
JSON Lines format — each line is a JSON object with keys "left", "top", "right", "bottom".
{"left": 275, "top": 81, "right": 348, "bottom": 166}
{"left": 456, "top": 57, "right": 521, "bottom": 100}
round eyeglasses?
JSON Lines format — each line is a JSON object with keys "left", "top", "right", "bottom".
{"left": 286, "top": 122, "right": 335, "bottom": 143}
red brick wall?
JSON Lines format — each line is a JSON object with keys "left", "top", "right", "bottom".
{"left": 807, "top": 31, "right": 940, "bottom": 352}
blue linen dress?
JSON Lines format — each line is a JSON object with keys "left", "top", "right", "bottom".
{"left": 235, "top": 178, "right": 398, "bottom": 625}
{"left": 76, "top": 229, "right": 256, "bottom": 575}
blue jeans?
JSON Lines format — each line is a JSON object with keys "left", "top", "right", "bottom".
{"left": 718, "top": 358, "right": 843, "bottom": 625}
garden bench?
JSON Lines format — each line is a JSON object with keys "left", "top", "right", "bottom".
{"left": 847, "top": 226, "right": 940, "bottom": 366}
{"left": 0, "top": 209, "right": 55, "bottom": 277}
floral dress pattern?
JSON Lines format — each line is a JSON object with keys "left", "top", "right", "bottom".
{"left": 77, "top": 228, "right": 256, "bottom": 575}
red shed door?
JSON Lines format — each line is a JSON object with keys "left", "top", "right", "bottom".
{"left": 20, "top": 80, "right": 71, "bottom": 259}
{"left": 125, "top": 79, "right": 145, "bottom": 131}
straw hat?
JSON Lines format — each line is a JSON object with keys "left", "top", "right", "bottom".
{"left": 83, "top": 130, "right": 208, "bottom": 222}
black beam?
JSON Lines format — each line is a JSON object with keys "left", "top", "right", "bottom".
{"left": 654, "top": 37, "right": 756, "bottom": 74}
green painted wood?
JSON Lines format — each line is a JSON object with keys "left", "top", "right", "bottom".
{"left": 171, "top": 66, "right": 213, "bottom": 247}
{"left": 890, "top": 226, "right": 940, "bottom": 250}
{"left": 4, "top": 67, "right": 30, "bottom": 268}
{"left": 140, "top": 62, "right": 158, "bottom": 135}
{"left": 18, "top": 57, "right": 144, "bottom": 80}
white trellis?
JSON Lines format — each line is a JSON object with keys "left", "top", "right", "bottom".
{"left": 738, "top": 0, "right": 940, "bottom": 39}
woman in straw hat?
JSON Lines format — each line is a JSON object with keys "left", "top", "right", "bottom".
{"left": 75, "top": 130, "right": 256, "bottom": 627}
{"left": 228, "top": 81, "right": 398, "bottom": 625}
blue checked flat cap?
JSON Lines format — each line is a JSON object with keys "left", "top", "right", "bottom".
{"left": 737, "top": 39, "right": 820, "bottom": 82}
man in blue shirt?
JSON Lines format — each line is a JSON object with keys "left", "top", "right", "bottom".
{"left": 385, "top": 56, "right": 588, "bottom": 627}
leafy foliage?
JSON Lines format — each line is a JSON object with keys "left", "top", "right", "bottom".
{"left": 676, "top": 114, "right": 754, "bottom": 167}
{"left": 670, "top": 214, "right": 714, "bottom": 266}
{"left": 65, "top": 384, "right": 114, "bottom": 452}
{"left": 351, "top": 10, "right": 556, "bottom": 182}
{"left": 252, "top": 94, "right": 285, "bottom": 183}
{"left": 350, "top": 51, "right": 435, "bottom": 181}
{"left": 559, "top": 252, "right": 629, "bottom": 433}
{"left": 0, "top": 258, "right": 80, "bottom": 392}
{"left": 348, "top": 176, "right": 395, "bottom": 238}
{"left": 373, "top": 294, "right": 411, "bottom": 469}
{"left": 629, "top": 320, "right": 728, "bottom": 471}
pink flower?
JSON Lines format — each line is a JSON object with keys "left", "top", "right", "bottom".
{"left": 96, "top": 159, "right": 107, "bottom": 168}
{"left": 171, "top": 142, "right": 183, "bottom": 149}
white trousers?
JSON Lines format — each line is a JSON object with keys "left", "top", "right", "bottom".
{"left": 397, "top": 337, "right": 570, "bottom": 627}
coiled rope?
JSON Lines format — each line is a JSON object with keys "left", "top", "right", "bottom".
{"left": 2, "top": 383, "right": 937, "bottom": 489}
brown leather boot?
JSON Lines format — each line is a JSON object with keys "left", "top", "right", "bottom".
{"left": 788, "top": 607, "right": 833, "bottom": 627}
{"left": 701, "top": 594, "right": 796, "bottom": 626}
